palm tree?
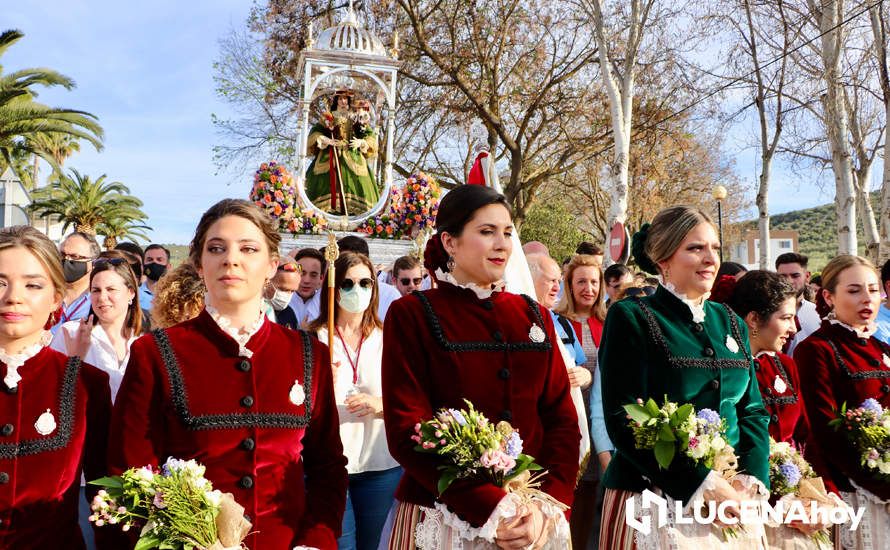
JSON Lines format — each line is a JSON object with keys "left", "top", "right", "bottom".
{"left": 97, "top": 215, "right": 152, "bottom": 250}
{"left": 29, "top": 169, "right": 150, "bottom": 236}
{"left": 0, "top": 30, "right": 103, "bottom": 175}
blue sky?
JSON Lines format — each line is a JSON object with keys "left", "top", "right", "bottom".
{"left": 3, "top": 2, "right": 858, "bottom": 244}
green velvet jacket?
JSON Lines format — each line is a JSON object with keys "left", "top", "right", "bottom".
{"left": 599, "top": 285, "right": 770, "bottom": 503}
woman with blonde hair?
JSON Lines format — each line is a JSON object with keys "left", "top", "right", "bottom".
{"left": 599, "top": 205, "right": 769, "bottom": 549}
{"left": 150, "top": 261, "right": 205, "bottom": 329}
{"left": 554, "top": 253, "right": 606, "bottom": 549}
{"left": 795, "top": 255, "right": 890, "bottom": 548}
{"left": 308, "top": 251, "right": 400, "bottom": 550}
{"left": 0, "top": 226, "right": 111, "bottom": 548}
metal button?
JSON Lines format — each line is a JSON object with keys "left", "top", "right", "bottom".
{"left": 482, "top": 301, "right": 494, "bottom": 311}
{"left": 860, "top": 338, "right": 869, "bottom": 346}
{"left": 498, "top": 368, "right": 510, "bottom": 380}
{"left": 243, "top": 514, "right": 251, "bottom": 524}
{"left": 693, "top": 323, "right": 704, "bottom": 333}
{"left": 240, "top": 396, "right": 255, "bottom": 408}
{"left": 771, "top": 414, "right": 779, "bottom": 423}
{"left": 0, "top": 472, "right": 10, "bottom": 484}
{"left": 238, "top": 475, "right": 254, "bottom": 489}
{"left": 703, "top": 347, "right": 715, "bottom": 357}
{"left": 710, "top": 380, "right": 719, "bottom": 390}
{"left": 238, "top": 360, "right": 251, "bottom": 372}
{"left": 871, "top": 359, "right": 881, "bottom": 367}
{"left": 241, "top": 437, "right": 256, "bottom": 451}
{"left": 753, "top": 363, "right": 760, "bottom": 371}
{"left": 500, "top": 410, "right": 512, "bottom": 422}
{"left": 766, "top": 387, "right": 773, "bottom": 395}
{"left": 882, "top": 385, "right": 890, "bottom": 394}
{"left": 1, "top": 424, "right": 13, "bottom": 437}
{"left": 493, "top": 330, "right": 503, "bottom": 342}
{"left": 4, "top": 386, "right": 16, "bottom": 395}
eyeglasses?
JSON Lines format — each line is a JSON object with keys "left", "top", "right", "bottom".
{"left": 278, "top": 263, "right": 302, "bottom": 273}
{"left": 624, "top": 286, "right": 656, "bottom": 298}
{"left": 340, "top": 278, "right": 373, "bottom": 290}
{"left": 399, "top": 277, "right": 423, "bottom": 286}
{"left": 93, "top": 257, "right": 127, "bottom": 267}
{"left": 62, "top": 253, "right": 95, "bottom": 262}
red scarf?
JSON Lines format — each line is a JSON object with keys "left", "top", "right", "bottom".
{"left": 571, "top": 317, "right": 603, "bottom": 347}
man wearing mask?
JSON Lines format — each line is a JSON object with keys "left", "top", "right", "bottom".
{"left": 291, "top": 248, "right": 326, "bottom": 327}
{"left": 141, "top": 244, "right": 170, "bottom": 310}
{"left": 52, "top": 232, "right": 100, "bottom": 334}
{"left": 776, "top": 252, "right": 820, "bottom": 355}
{"left": 265, "top": 258, "right": 301, "bottom": 330}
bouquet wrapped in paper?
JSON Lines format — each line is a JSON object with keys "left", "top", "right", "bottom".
{"left": 829, "top": 398, "right": 890, "bottom": 480}
{"left": 89, "top": 457, "right": 251, "bottom": 550}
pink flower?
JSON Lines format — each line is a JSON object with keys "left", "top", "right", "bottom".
{"left": 688, "top": 437, "right": 699, "bottom": 449}
{"left": 480, "top": 450, "right": 516, "bottom": 473}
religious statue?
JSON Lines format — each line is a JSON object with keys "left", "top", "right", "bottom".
{"left": 305, "top": 90, "right": 380, "bottom": 215}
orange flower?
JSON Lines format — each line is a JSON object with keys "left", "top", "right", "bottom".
{"left": 274, "top": 190, "right": 285, "bottom": 201}
{"left": 270, "top": 175, "right": 278, "bottom": 184}
{"left": 385, "top": 226, "right": 393, "bottom": 234}
{"left": 413, "top": 184, "right": 420, "bottom": 191}
{"left": 414, "top": 214, "right": 422, "bottom": 221}
{"left": 273, "top": 203, "right": 283, "bottom": 216}
{"left": 376, "top": 225, "right": 383, "bottom": 233}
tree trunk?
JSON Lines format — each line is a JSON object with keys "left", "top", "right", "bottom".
{"left": 811, "top": 0, "right": 857, "bottom": 254}
{"left": 870, "top": 4, "right": 890, "bottom": 263}
{"left": 855, "top": 164, "right": 880, "bottom": 263}
{"left": 880, "top": 95, "right": 890, "bottom": 263}
{"left": 757, "top": 159, "right": 772, "bottom": 270}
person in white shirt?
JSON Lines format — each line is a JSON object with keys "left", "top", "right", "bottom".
{"left": 776, "top": 252, "right": 821, "bottom": 354}
{"left": 875, "top": 259, "right": 890, "bottom": 344}
{"left": 50, "top": 251, "right": 142, "bottom": 402}
{"left": 336, "top": 236, "right": 400, "bottom": 321}
{"left": 308, "top": 251, "right": 400, "bottom": 550}
{"left": 290, "top": 247, "right": 325, "bottom": 327}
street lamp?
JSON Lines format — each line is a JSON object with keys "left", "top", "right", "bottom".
{"left": 712, "top": 185, "right": 727, "bottom": 262}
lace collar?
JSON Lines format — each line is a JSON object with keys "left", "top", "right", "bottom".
{"left": 828, "top": 318, "right": 876, "bottom": 340}
{"left": 754, "top": 350, "right": 776, "bottom": 359}
{"left": 205, "top": 305, "right": 266, "bottom": 358}
{"left": 662, "top": 282, "right": 709, "bottom": 323}
{"left": 1, "top": 331, "right": 53, "bottom": 389}
{"left": 435, "top": 269, "right": 506, "bottom": 299}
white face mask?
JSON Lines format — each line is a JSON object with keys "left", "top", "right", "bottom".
{"left": 270, "top": 288, "right": 294, "bottom": 311}
{"left": 338, "top": 286, "right": 372, "bottom": 314}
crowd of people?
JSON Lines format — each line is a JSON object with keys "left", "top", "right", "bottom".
{"left": 2, "top": 187, "right": 890, "bottom": 549}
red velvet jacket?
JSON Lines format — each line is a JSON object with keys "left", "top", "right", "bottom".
{"left": 753, "top": 352, "right": 809, "bottom": 446}
{"left": 795, "top": 321, "right": 890, "bottom": 498}
{"left": 108, "top": 310, "right": 347, "bottom": 549}
{"left": 382, "top": 283, "right": 580, "bottom": 528}
{"left": 569, "top": 318, "right": 603, "bottom": 347}
{"left": 0, "top": 347, "right": 111, "bottom": 549}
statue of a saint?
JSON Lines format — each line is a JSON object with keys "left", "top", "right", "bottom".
{"left": 305, "top": 90, "right": 380, "bottom": 215}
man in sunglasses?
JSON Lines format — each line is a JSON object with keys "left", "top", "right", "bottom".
{"left": 52, "top": 232, "right": 100, "bottom": 334}
{"left": 392, "top": 256, "right": 424, "bottom": 297}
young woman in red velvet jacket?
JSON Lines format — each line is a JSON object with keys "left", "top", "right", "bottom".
{"left": 727, "top": 270, "right": 809, "bottom": 446}
{"left": 381, "top": 185, "right": 579, "bottom": 549}
{"left": 108, "top": 199, "right": 347, "bottom": 550}
{"left": 0, "top": 226, "right": 111, "bottom": 548}
{"left": 795, "top": 255, "right": 890, "bottom": 548}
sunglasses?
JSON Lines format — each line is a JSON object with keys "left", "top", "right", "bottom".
{"left": 340, "top": 278, "right": 373, "bottom": 290}
{"left": 624, "top": 286, "right": 656, "bottom": 298}
{"left": 399, "top": 277, "right": 423, "bottom": 286}
{"left": 94, "top": 257, "right": 128, "bottom": 267}
{"left": 278, "top": 263, "right": 302, "bottom": 273}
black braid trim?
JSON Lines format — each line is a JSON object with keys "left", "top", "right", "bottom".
{"left": 761, "top": 355, "right": 799, "bottom": 406}
{"left": 827, "top": 339, "right": 890, "bottom": 381}
{"left": 415, "top": 292, "right": 551, "bottom": 352}
{"left": 0, "top": 357, "right": 81, "bottom": 459}
{"left": 151, "top": 329, "right": 314, "bottom": 430}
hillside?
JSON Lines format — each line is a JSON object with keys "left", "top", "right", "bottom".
{"left": 738, "top": 194, "right": 877, "bottom": 272}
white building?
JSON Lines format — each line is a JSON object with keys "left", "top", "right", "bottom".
{"left": 0, "top": 168, "right": 65, "bottom": 241}
{"left": 728, "top": 229, "right": 799, "bottom": 269}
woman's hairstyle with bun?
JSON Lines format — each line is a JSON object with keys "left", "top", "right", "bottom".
{"left": 631, "top": 206, "right": 715, "bottom": 275}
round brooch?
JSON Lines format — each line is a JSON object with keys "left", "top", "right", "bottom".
{"left": 529, "top": 323, "right": 545, "bottom": 343}
{"left": 289, "top": 380, "right": 306, "bottom": 406}
{"left": 725, "top": 335, "right": 739, "bottom": 354}
{"left": 35, "top": 409, "right": 56, "bottom": 436}
{"left": 774, "top": 375, "right": 787, "bottom": 394}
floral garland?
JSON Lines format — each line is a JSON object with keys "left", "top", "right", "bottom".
{"left": 249, "top": 161, "right": 327, "bottom": 235}
{"left": 358, "top": 172, "right": 440, "bottom": 239}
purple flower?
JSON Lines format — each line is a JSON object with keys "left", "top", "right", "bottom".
{"left": 448, "top": 409, "right": 467, "bottom": 426}
{"left": 505, "top": 432, "right": 523, "bottom": 458}
{"left": 152, "top": 492, "right": 167, "bottom": 509}
{"left": 860, "top": 398, "right": 884, "bottom": 415}
{"left": 697, "top": 409, "right": 721, "bottom": 426}
{"left": 779, "top": 462, "right": 801, "bottom": 487}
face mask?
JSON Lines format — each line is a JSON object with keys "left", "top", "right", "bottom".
{"left": 145, "top": 262, "right": 167, "bottom": 281}
{"left": 338, "top": 286, "right": 372, "bottom": 314}
{"left": 270, "top": 289, "right": 294, "bottom": 311}
{"left": 62, "top": 259, "right": 88, "bottom": 283}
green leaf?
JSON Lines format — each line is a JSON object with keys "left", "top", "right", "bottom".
{"left": 437, "top": 470, "right": 458, "bottom": 496}
{"left": 645, "top": 398, "right": 660, "bottom": 417}
{"left": 623, "top": 404, "right": 651, "bottom": 424}
{"left": 676, "top": 403, "right": 694, "bottom": 422}
{"left": 654, "top": 440, "right": 676, "bottom": 469}
{"left": 658, "top": 423, "right": 677, "bottom": 442}
{"left": 88, "top": 476, "right": 123, "bottom": 488}
{"left": 134, "top": 536, "right": 162, "bottom": 550}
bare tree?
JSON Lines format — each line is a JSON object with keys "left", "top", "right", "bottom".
{"left": 869, "top": 2, "right": 890, "bottom": 263}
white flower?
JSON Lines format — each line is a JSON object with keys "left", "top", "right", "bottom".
{"left": 711, "top": 437, "right": 726, "bottom": 451}
{"left": 135, "top": 467, "right": 154, "bottom": 483}
{"left": 204, "top": 490, "right": 222, "bottom": 507}
{"left": 879, "top": 461, "right": 890, "bottom": 475}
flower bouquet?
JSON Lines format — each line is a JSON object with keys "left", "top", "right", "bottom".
{"left": 356, "top": 172, "right": 439, "bottom": 239}
{"left": 89, "top": 457, "right": 250, "bottom": 550}
{"left": 285, "top": 206, "right": 328, "bottom": 235}
{"left": 767, "top": 438, "right": 836, "bottom": 547}
{"left": 829, "top": 398, "right": 890, "bottom": 480}
{"left": 249, "top": 161, "right": 297, "bottom": 231}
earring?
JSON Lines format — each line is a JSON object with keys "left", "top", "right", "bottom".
{"left": 751, "top": 328, "right": 758, "bottom": 338}
{"left": 128, "top": 298, "right": 133, "bottom": 306}
{"left": 446, "top": 256, "right": 455, "bottom": 272}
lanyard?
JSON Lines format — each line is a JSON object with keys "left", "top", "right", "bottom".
{"left": 60, "top": 294, "right": 89, "bottom": 324}
{"left": 335, "top": 327, "right": 364, "bottom": 385}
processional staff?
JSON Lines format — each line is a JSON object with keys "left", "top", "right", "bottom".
{"left": 324, "top": 232, "right": 339, "bottom": 371}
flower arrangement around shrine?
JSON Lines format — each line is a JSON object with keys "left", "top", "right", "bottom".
{"left": 829, "top": 398, "right": 890, "bottom": 479}
{"left": 250, "top": 161, "right": 297, "bottom": 231}
{"left": 357, "top": 172, "right": 440, "bottom": 239}
{"left": 89, "top": 457, "right": 250, "bottom": 549}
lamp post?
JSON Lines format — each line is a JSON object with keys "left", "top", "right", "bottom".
{"left": 712, "top": 185, "right": 727, "bottom": 262}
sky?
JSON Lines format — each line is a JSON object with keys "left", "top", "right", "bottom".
{"left": 3, "top": 2, "right": 867, "bottom": 244}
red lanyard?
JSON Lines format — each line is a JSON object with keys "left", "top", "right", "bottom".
{"left": 60, "top": 294, "right": 89, "bottom": 324}
{"left": 335, "top": 327, "right": 364, "bottom": 385}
